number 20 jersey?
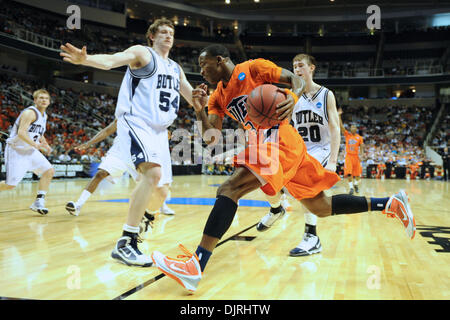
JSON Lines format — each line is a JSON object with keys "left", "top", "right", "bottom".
{"left": 115, "top": 46, "right": 181, "bottom": 130}
{"left": 291, "top": 86, "right": 331, "bottom": 155}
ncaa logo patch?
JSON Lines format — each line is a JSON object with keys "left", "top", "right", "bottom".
{"left": 238, "top": 72, "right": 246, "bottom": 81}
{"left": 316, "top": 102, "right": 322, "bottom": 108}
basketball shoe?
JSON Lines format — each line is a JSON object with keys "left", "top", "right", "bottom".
{"left": 139, "top": 210, "right": 156, "bottom": 239}
{"left": 65, "top": 201, "right": 81, "bottom": 216}
{"left": 151, "top": 244, "right": 202, "bottom": 292}
{"left": 382, "top": 189, "right": 416, "bottom": 239}
{"left": 30, "top": 198, "right": 48, "bottom": 215}
{"left": 160, "top": 202, "right": 175, "bottom": 215}
{"left": 289, "top": 233, "right": 322, "bottom": 257}
{"left": 111, "top": 233, "right": 153, "bottom": 267}
{"left": 349, "top": 188, "right": 355, "bottom": 195}
{"left": 354, "top": 184, "right": 359, "bottom": 193}
{"left": 256, "top": 206, "right": 286, "bottom": 231}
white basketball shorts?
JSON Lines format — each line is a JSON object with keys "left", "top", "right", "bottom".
{"left": 116, "top": 113, "right": 172, "bottom": 187}
{"left": 308, "top": 146, "right": 331, "bottom": 168}
{"left": 98, "top": 137, "right": 139, "bottom": 183}
{"left": 4, "top": 144, "right": 53, "bottom": 186}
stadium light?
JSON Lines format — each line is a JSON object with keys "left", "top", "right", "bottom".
{"left": 225, "top": 0, "right": 230, "bottom": 4}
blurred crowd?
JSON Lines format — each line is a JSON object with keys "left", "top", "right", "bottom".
{"left": 339, "top": 104, "right": 448, "bottom": 180}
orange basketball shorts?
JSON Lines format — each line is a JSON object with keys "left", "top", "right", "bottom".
{"left": 344, "top": 154, "right": 362, "bottom": 177}
{"left": 233, "top": 123, "right": 340, "bottom": 200}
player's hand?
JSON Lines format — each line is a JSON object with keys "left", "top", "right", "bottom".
{"left": 38, "top": 143, "right": 52, "bottom": 155}
{"left": 276, "top": 89, "right": 295, "bottom": 121}
{"left": 325, "top": 162, "right": 337, "bottom": 173}
{"left": 75, "top": 142, "right": 90, "bottom": 151}
{"left": 60, "top": 43, "right": 88, "bottom": 65}
{"left": 192, "top": 83, "right": 208, "bottom": 112}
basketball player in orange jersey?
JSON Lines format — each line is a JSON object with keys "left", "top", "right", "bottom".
{"left": 338, "top": 109, "right": 364, "bottom": 194}
{"left": 151, "top": 44, "right": 416, "bottom": 293}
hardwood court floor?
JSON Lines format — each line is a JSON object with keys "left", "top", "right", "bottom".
{"left": 0, "top": 175, "right": 449, "bottom": 300}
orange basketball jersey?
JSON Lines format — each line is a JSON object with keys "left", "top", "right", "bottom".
{"left": 344, "top": 130, "right": 363, "bottom": 156}
{"left": 206, "top": 58, "right": 339, "bottom": 199}
{"left": 208, "top": 59, "right": 282, "bottom": 131}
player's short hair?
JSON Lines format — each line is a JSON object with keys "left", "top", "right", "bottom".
{"left": 293, "top": 53, "right": 317, "bottom": 67}
{"left": 146, "top": 18, "right": 175, "bottom": 46}
{"left": 33, "top": 89, "right": 50, "bottom": 99}
{"left": 200, "top": 44, "right": 230, "bottom": 58}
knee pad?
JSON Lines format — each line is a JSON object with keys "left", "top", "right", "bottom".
{"left": 332, "top": 194, "right": 368, "bottom": 215}
{"left": 203, "top": 195, "right": 238, "bottom": 239}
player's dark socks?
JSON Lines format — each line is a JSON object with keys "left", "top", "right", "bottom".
{"left": 195, "top": 246, "right": 212, "bottom": 272}
{"left": 270, "top": 205, "right": 283, "bottom": 214}
{"left": 144, "top": 211, "right": 155, "bottom": 221}
{"left": 370, "top": 197, "right": 390, "bottom": 211}
{"left": 36, "top": 194, "right": 45, "bottom": 199}
{"left": 331, "top": 194, "right": 368, "bottom": 215}
{"left": 305, "top": 223, "right": 317, "bottom": 236}
{"left": 122, "top": 230, "right": 138, "bottom": 238}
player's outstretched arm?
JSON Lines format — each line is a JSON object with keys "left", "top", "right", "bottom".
{"left": 60, "top": 43, "right": 150, "bottom": 70}
{"left": 326, "top": 91, "right": 341, "bottom": 171}
{"left": 337, "top": 107, "right": 346, "bottom": 133}
{"left": 75, "top": 119, "right": 117, "bottom": 151}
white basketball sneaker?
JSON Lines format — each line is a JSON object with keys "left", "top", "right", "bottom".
{"left": 30, "top": 198, "right": 48, "bottom": 215}
{"left": 289, "top": 233, "right": 322, "bottom": 257}
{"left": 65, "top": 201, "right": 81, "bottom": 216}
{"left": 256, "top": 206, "right": 286, "bottom": 231}
{"left": 111, "top": 234, "right": 153, "bottom": 267}
{"left": 160, "top": 202, "right": 175, "bottom": 215}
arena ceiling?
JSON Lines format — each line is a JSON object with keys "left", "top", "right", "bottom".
{"left": 128, "top": 0, "right": 450, "bottom": 22}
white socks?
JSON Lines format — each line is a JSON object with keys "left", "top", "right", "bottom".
{"left": 123, "top": 224, "right": 140, "bottom": 233}
{"left": 77, "top": 190, "right": 91, "bottom": 207}
{"left": 304, "top": 212, "right": 318, "bottom": 226}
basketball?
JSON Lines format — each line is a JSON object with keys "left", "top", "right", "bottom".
{"left": 247, "top": 84, "right": 287, "bottom": 129}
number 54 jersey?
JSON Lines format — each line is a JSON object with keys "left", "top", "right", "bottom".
{"left": 291, "top": 86, "right": 331, "bottom": 163}
{"left": 115, "top": 46, "right": 181, "bottom": 131}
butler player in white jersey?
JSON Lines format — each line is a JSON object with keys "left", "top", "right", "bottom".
{"left": 0, "top": 89, "right": 55, "bottom": 215}
{"left": 257, "top": 54, "right": 341, "bottom": 256}
{"left": 60, "top": 18, "right": 195, "bottom": 267}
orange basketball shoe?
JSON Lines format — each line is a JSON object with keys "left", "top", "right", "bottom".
{"left": 382, "top": 189, "right": 416, "bottom": 239}
{"left": 151, "top": 244, "right": 202, "bottom": 292}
